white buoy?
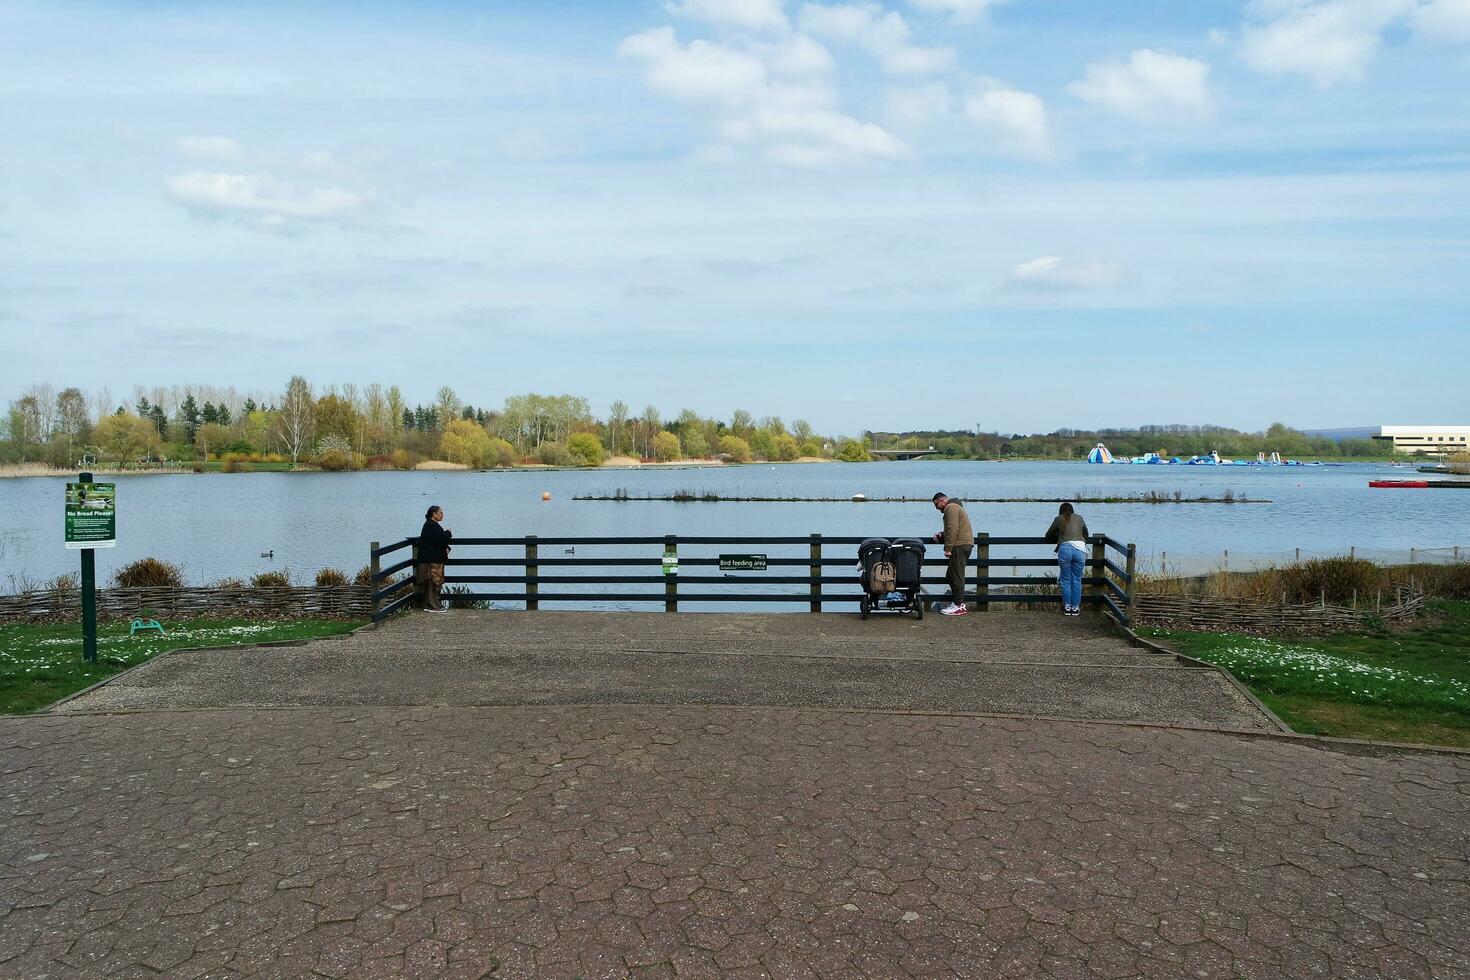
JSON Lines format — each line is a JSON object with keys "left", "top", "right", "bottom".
{"left": 541, "top": 491, "right": 551, "bottom": 501}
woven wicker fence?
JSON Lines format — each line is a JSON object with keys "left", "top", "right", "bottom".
{"left": 1132, "top": 587, "right": 1424, "bottom": 635}
{"left": 0, "top": 586, "right": 372, "bottom": 623}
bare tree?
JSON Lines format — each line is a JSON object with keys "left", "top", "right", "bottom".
{"left": 278, "top": 375, "right": 315, "bottom": 464}
{"left": 609, "top": 400, "right": 629, "bottom": 456}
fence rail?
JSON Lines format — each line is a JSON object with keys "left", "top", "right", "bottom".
{"left": 369, "top": 533, "right": 1137, "bottom": 626}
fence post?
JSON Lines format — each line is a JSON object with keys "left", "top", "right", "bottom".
{"left": 370, "top": 541, "right": 380, "bottom": 621}
{"left": 1125, "top": 543, "right": 1137, "bottom": 613}
{"left": 526, "top": 535, "right": 538, "bottom": 611}
{"left": 809, "top": 534, "right": 822, "bottom": 614}
{"left": 1089, "top": 538, "right": 1105, "bottom": 610}
{"left": 975, "top": 532, "right": 990, "bottom": 612}
{"left": 665, "top": 535, "right": 678, "bottom": 613}
{"left": 410, "top": 538, "right": 421, "bottom": 611}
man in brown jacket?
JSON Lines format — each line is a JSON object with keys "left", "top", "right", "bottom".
{"left": 931, "top": 492, "right": 973, "bottom": 616}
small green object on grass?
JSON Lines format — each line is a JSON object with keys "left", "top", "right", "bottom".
{"left": 130, "top": 617, "right": 165, "bottom": 637}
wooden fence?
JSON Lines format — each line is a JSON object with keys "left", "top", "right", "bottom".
{"left": 370, "top": 533, "right": 1139, "bottom": 624}
{"left": 1132, "top": 587, "right": 1424, "bottom": 634}
{"left": 0, "top": 586, "right": 372, "bottom": 623}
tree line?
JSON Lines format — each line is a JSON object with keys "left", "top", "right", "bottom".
{"left": 1, "top": 379, "right": 872, "bottom": 470}
{"left": 868, "top": 423, "right": 1392, "bottom": 460}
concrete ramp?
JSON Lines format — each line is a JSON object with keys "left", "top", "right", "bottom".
{"left": 58, "top": 611, "right": 1277, "bottom": 731}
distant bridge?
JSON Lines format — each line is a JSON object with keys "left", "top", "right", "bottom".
{"left": 870, "top": 449, "right": 939, "bottom": 461}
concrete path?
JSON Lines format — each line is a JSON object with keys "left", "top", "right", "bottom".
{"left": 56, "top": 611, "right": 1275, "bottom": 731}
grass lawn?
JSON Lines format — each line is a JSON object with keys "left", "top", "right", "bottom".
{"left": 1145, "top": 600, "right": 1470, "bottom": 748}
{"left": 0, "top": 618, "right": 364, "bottom": 715}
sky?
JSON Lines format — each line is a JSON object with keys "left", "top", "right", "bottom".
{"left": 1, "top": 0, "right": 1468, "bottom": 435}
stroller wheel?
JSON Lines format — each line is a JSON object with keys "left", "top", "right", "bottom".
{"left": 860, "top": 596, "right": 870, "bottom": 620}
{"left": 915, "top": 596, "right": 923, "bottom": 620}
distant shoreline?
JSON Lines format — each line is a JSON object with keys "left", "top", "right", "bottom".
{"left": 0, "top": 455, "right": 1399, "bottom": 479}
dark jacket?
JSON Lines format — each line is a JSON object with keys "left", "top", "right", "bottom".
{"left": 418, "top": 519, "right": 453, "bottom": 563}
{"left": 1043, "top": 513, "right": 1090, "bottom": 554}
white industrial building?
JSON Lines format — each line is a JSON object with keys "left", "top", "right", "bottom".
{"left": 1373, "top": 426, "right": 1470, "bottom": 455}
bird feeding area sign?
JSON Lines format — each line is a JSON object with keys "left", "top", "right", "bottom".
{"left": 719, "top": 554, "right": 768, "bottom": 572}
{"left": 65, "top": 482, "right": 116, "bottom": 549}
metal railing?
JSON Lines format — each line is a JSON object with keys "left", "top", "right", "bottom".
{"left": 369, "top": 533, "right": 1137, "bottom": 625}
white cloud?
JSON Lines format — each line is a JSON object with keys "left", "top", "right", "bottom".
{"left": 176, "top": 136, "right": 242, "bottom": 160}
{"left": 500, "top": 128, "right": 557, "bottom": 160}
{"left": 620, "top": 26, "right": 907, "bottom": 166}
{"left": 619, "top": 27, "right": 769, "bottom": 108}
{"left": 1001, "top": 256, "right": 1121, "bottom": 291}
{"left": 964, "top": 87, "right": 1054, "bottom": 161}
{"left": 667, "top": 0, "right": 791, "bottom": 33}
{"left": 798, "top": 3, "right": 956, "bottom": 74}
{"left": 906, "top": 0, "right": 1008, "bottom": 22}
{"left": 884, "top": 82, "right": 954, "bottom": 129}
{"left": 166, "top": 171, "right": 365, "bottom": 227}
{"left": 1069, "top": 49, "right": 1213, "bottom": 123}
{"left": 761, "top": 32, "right": 837, "bottom": 75}
{"left": 1413, "top": 0, "right": 1470, "bottom": 42}
{"left": 1240, "top": 0, "right": 1418, "bottom": 88}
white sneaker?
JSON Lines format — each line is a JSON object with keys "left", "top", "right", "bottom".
{"left": 940, "top": 603, "right": 968, "bottom": 616}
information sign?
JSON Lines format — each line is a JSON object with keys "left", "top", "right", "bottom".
{"left": 719, "top": 554, "right": 768, "bottom": 571}
{"left": 65, "top": 481, "right": 116, "bottom": 549}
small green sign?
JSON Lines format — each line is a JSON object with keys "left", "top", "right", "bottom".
{"left": 65, "top": 482, "right": 116, "bottom": 550}
{"left": 719, "top": 554, "right": 767, "bottom": 571}
{"left": 661, "top": 549, "right": 679, "bottom": 575}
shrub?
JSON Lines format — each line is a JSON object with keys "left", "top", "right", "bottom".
{"left": 250, "top": 570, "right": 291, "bottom": 588}
{"left": 488, "top": 437, "right": 517, "bottom": 468}
{"left": 441, "top": 585, "right": 488, "bottom": 610}
{"left": 391, "top": 448, "right": 415, "bottom": 470}
{"left": 317, "top": 450, "right": 362, "bottom": 472}
{"left": 354, "top": 565, "right": 374, "bottom": 587}
{"left": 800, "top": 439, "right": 824, "bottom": 458}
{"left": 718, "top": 435, "right": 752, "bottom": 463}
{"left": 221, "top": 453, "right": 251, "bottom": 473}
{"left": 48, "top": 573, "right": 79, "bottom": 598}
{"left": 315, "top": 568, "right": 350, "bottom": 587}
{"left": 1269, "top": 557, "right": 1383, "bottom": 605}
{"left": 211, "top": 577, "right": 247, "bottom": 591}
{"left": 365, "top": 454, "right": 394, "bottom": 471}
{"left": 568, "top": 432, "right": 605, "bottom": 467}
{"left": 537, "top": 441, "right": 573, "bottom": 466}
{"left": 652, "top": 431, "right": 681, "bottom": 462}
{"left": 111, "top": 557, "right": 184, "bottom": 589}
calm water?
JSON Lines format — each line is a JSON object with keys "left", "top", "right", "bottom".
{"left": 1, "top": 461, "right": 1464, "bottom": 590}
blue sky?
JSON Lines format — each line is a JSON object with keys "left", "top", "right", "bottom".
{"left": 2, "top": 0, "right": 1468, "bottom": 434}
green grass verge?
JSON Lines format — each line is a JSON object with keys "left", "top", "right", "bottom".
{"left": 0, "top": 618, "right": 364, "bottom": 715}
{"left": 1145, "top": 600, "right": 1470, "bottom": 748}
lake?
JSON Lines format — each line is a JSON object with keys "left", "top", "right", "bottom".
{"left": 1, "top": 461, "right": 1465, "bottom": 592}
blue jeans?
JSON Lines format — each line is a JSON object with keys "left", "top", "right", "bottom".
{"left": 1057, "top": 545, "right": 1086, "bottom": 610}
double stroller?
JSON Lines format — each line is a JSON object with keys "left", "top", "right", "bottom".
{"left": 857, "top": 537, "right": 927, "bottom": 619}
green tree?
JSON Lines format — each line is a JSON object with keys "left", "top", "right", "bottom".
{"left": 682, "top": 428, "right": 709, "bottom": 458}
{"left": 749, "top": 429, "right": 776, "bottom": 460}
{"left": 719, "top": 435, "right": 752, "bottom": 463}
{"left": 568, "top": 432, "right": 605, "bottom": 466}
{"left": 95, "top": 412, "right": 162, "bottom": 462}
{"left": 774, "top": 433, "right": 800, "bottom": 461}
{"left": 439, "top": 419, "right": 494, "bottom": 467}
{"left": 652, "top": 430, "right": 681, "bottom": 462}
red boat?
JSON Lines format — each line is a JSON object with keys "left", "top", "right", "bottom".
{"left": 1369, "top": 480, "right": 1429, "bottom": 488}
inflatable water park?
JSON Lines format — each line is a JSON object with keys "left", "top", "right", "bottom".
{"left": 1086, "top": 444, "right": 1317, "bottom": 466}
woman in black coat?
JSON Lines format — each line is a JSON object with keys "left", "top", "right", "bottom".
{"left": 417, "top": 505, "right": 453, "bottom": 612}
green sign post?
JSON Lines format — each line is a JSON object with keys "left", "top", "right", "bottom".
{"left": 66, "top": 474, "right": 115, "bottom": 663}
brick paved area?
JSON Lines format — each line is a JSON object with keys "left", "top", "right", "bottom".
{"left": 3, "top": 706, "right": 1467, "bottom": 979}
